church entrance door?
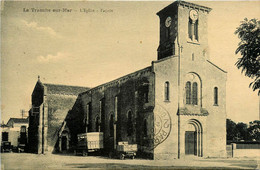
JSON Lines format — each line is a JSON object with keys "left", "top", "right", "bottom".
{"left": 185, "top": 131, "right": 197, "bottom": 155}
{"left": 184, "top": 119, "right": 203, "bottom": 157}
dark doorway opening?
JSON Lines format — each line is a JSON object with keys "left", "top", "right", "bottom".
{"left": 61, "top": 136, "right": 67, "bottom": 151}
{"left": 185, "top": 131, "right": 197, "bottom": 155}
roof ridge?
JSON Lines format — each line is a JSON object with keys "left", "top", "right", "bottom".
{"left": 80, "top": 66, "right": 152, "bottom": 95}
{"left": 43, "top": 83, "right": 89, "bottom": 89}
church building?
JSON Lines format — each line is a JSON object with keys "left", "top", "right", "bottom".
{"left": 29, "top": 1, "right": 227, "bottom": 159}
{"left": 59, "top": 1, "right": 227, "bottom": 159}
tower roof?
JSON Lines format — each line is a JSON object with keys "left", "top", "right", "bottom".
{"left": 157, "top": 1, "right": 212, "bottom": 16}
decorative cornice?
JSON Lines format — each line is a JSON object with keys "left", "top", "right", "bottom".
{"left": 142, "top": 106, "right": 155, "bottom": 113}
{"left": 152, "top": 55, "right": 176, "bottom": 64}
{"left": 157, "top": 1, "right": 212, "bottom": 16}
{"left": 178, "top": 1, "right": 212, "bottom": 13}
{"left": 178, "top": 107, "right": 209, "bottom": 116}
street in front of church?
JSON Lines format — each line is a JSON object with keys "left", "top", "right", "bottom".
{"left": 1, "top": 153, "right": 259, "bottom": 169}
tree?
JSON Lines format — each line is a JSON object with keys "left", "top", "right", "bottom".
{"left": 236, "top": 122, "right": 250, "bottom": 141}
{"left": 248, "top": 120, "right": 260, "bottom": 141}
{"left": 235, "top": 18, "right": 260, "bottom": 95}
{"left": 226, "top": 119, "right": 238, "bottom": 141}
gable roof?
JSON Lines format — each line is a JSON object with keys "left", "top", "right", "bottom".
{"left": 43, "top": 83, "right": 89, "bottom": 96}
{"left": 7, "top": 118, "right": 29, "bottom": 125}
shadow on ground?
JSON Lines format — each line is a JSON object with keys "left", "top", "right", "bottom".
{"left": 65, "top": 163, "right": 237, "bottom": 169}
{"left": 199, "top": 159, "right": 258, "bottom": 169}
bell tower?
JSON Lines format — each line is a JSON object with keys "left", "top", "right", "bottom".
{"left": 157, "top": 1, "right": 212, "bottom": 60}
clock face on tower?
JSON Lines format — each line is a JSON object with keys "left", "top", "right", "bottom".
{"left": 189, "top": 9, "right": 198, "bottom": 21}
{"left": 165, "top": 16, "right": 172, "bottom": 27}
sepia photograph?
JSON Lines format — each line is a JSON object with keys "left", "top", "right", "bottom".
{"left": 1, "top": 0, "right": 259, "bottom": 169}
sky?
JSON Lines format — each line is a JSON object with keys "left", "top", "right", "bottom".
{"left": 1, "top": 1, "right": 259, "bottom": 124}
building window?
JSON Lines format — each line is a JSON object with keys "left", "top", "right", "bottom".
{"left": 87, "top": 103, "right": 92, "bottom": 131}
{"left": 192, "top": 82, "right": 198, "bottom": 105}
{"left": 166, "top": 27, "right": 171, "bottom": 39}
{"left": 20, "top": 126, "right": 26, "bottom": 133}
{"left": 186, "top": 82, "right": 191, "bottom": 104}
{"left": 95, "top": 116, "right": 100, "bottom": 132}
{"left": 144, "top": 119, "right": 148, "bottom": 137}
{"left": 214, "top": 87, "right": 218, "bottom": 105}
{"left": 115, "top": 96, "right": 118, "bottom": 121}
{"left": 165, "top": 82, "right": 170, "bottom": 101}
{"left": 2, "top": 132, "right": 8, "bottom": 141}
{"left": 88, "top": 103, "right": 91, "bottom": 126}
{"left": 188, "top": 19, "right": 193, "bottom": 40}
{"left": 100, "top": 98, "right": 105, "bottom": 132}
{"left": 143, "top": 85, "right": 149, "bottom": 103}
{"left": 109, "top": 114, "right": 114, "bottom": 137}
{"left": 186, "top": 81, "right": 198, "bottom": 105}
{"left": 188, "top": 18, "right": 198, "bottom": 41}
{"left": 127, "top": 110, "right": 133, "bottom": 136}
{"left": 194, "top": 20, "right": 198, "bottom": 40}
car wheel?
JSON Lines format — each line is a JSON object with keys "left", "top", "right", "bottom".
{"left": 120, "top": 154, "right": 125, "bottom": 160}
{"left": 109, "top": 152, "right": 113, "bottom": 158}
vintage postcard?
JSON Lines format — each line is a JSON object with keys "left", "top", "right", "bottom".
{"left": 1, "top": 1, "right": 259, "bottom": 169}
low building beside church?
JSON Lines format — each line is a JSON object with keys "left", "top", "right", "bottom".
{"left": 0, "top": 117, "right": 29, "bottom": 150}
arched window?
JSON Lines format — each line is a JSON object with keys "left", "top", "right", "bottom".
{"left": 143, "top": 85, "right": 149, "bottom": 103}
{"left": 188, "top": 18, "right": 198, "bottom": 41}
{"left": 20, "top": 126, "right": 27, "bottom": 145}
{"left": 127, "top": 111, "right": 133, "bottom": 136}
{"left": 192, "top": 82, "right": 198, "bottom": 105}
{"left": 194, "top": 20, "right": 198, "bottom": 41}
{"left": 144, "top": 119, "right": 148, "bottom": 137}
{"left": 214, "top": 87, "right": 218, "bottom": 105}
{"left": 188, "top": 18, "right": 193, "bottom": 40}
{"left": 186, "top": 82, "right": 191, "bottom": 104}
{"left": 95, "top": 116, "right": 100, "bottom": 132}
{"left": 109, "top": 114, "right": 114, "bottom": 137}
{"left": 20, "top": 126, "right": 26, "bottom": 133}
{"left": 165, "top": 82, "right": 170, "bottom": 101}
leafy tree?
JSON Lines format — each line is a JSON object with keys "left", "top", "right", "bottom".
{"left": 227, "top": 119, "right": 260, "bottom": 142}
{"left": 236, "top": 122, "right": 250, "bottom": 140}
{"left": 248, "top": 120, "right": 260, "bottom": 141}
{"left": 235, "top": 18, "right": 260, "bottom": 95}
{"left": 226, "top": 119, "right": 238, "bottom": 141}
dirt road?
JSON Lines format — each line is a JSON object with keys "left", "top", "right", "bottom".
{"left": 1, "top": 153, "right": 259, "bottom": 169}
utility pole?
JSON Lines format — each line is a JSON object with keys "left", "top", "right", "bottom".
{"left": 20, "top": 109, "right": 25, "bottom": 118}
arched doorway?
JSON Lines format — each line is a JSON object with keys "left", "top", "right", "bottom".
{"left": 185, "top": 119, "right": 203, "bottom": 157}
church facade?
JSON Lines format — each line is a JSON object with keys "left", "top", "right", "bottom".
{"left": 29, "top": 1, "right": 227, "bottom": 159}
{"left": 152, "top": 1, "right": 227, "bottom": 159}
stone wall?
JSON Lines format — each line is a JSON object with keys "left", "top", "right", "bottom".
{"left": 46, "top": 94, "right": 78, "bottom": 153}
{"left": 65, "top": 67, "right": 155, "bottom": 157}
